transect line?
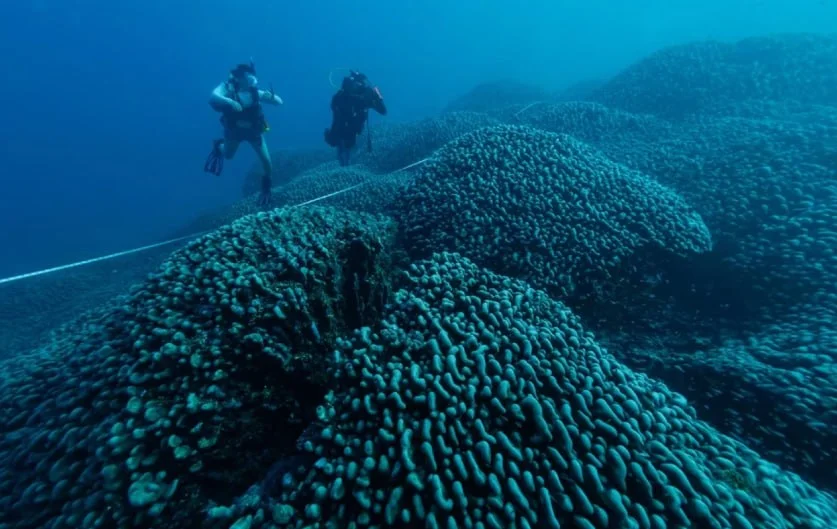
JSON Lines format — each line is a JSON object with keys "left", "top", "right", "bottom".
{"left": 0, "top": 231, "right": 213, "bottom": 285}
{"left": 0, "top": 157, "right": 434, "bottom": 286}
{"left": 513, "top": 101, "right": 543, "bottom": 118}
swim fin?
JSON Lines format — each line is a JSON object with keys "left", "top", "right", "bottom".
{"left": 204, "top": 139, "right": 224, "bottom": 176}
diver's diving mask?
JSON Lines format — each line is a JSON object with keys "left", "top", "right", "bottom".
{"left": 244, "top": 73, "right": 258, "bottom": 88}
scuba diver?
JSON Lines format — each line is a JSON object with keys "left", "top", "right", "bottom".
{"left": 324, "top": 70, "right": 387, "bottom": 166}
{"left": 204, "top": 60, "right": 283, "bottom": 206}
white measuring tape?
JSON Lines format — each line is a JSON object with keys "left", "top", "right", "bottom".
{"left": 0, "top": 232, "right": 212, "bottom": 285}
{"left": 513, "top": 101, "right": 544, "bottom": 119}
{"left": 0, "top": 157, "right": 433, "bottom": 286}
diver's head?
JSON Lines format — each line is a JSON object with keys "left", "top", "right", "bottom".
{"left": 231, "top": 63, "right": 258, "bottom": 88}
{"left": 343, "top": 71, "right": 368, "bottom": 94}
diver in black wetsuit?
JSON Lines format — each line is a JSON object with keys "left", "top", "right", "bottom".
{"left": 324, "top": 71, "right": 387, "bottom": 166}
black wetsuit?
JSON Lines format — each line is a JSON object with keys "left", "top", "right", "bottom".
{"left": 324, "top": 82, "right": 387, "bottom": 166}
{"left": 220, "top": 84, "right": 266, "bottom": 143}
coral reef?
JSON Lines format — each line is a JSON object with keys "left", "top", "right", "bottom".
{"left": 590, "top": 33, "right": 837, "bottom": 119}
{"left": 2, "top": 31, "right": 837, "bottom": 529}
{"left": 394, "top": 124, "right": 711, "bottom": 300}
{"left": 0, "top": 207, "right": 397, "bottom": 528}
{"left": 222, "top": 253, "right": 837, "bottom": 529}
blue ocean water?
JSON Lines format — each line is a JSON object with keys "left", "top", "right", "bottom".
{"left": 0, "top": 0, "right": 832, "bottom": 278}
{"left": 1, "top": 2, "right": 837, "bottom": 529}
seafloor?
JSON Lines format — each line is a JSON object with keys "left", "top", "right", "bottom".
{"left": 1, "top": 32, "right": 836, "bottom": 529}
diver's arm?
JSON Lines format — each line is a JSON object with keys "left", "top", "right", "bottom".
{"left": 372, "top": 97, "right": 387, "bottom": 115}
{"left": 367, "top": 87, "right": 387, "bottom": 115}
{"left": 258, "top": 89, "right": 283, "bottom": 105}
{"left": 209, "top": 83, "right": 237, "bottom": 111}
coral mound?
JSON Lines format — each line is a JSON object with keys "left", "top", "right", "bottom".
{"left": 4, "top": 31, "right": 837, "bottom": 529}
{"left": 255, "top": 252, "right": 836, "bottom": 529}
{"left": 607, "top": 300, "right": 837, "bottom": 495}
{"left": 591, "top": 33, "right": 837, "bottom": 119}
{"left": 0, "top": 207, "right": 396, "bottom": 529}
{"left": 394, "top": 124, "right": 712, "bottom": 299}
{"left": 513, "top": 100, "right": 675, "bottom": 147}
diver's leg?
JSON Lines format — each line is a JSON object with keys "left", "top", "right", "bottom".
{"left": 249, "top": 135, "right": 273, "bottom": 205}
{"left": 221, "top": 129, "right": 241, "bottom": 159}
{"left": 338, "top": 139, "right": 350, "bottom": 166}
{"left": 221, "top": 139, "right": 241, "bottom": 159}
{"left": 251, "top": 135, "right": 273, "bottom": 187}
{"left": 344, "top": 135, "right": 357, "bottom": 166}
